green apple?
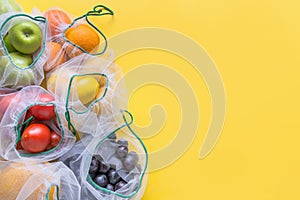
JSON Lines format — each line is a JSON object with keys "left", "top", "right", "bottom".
{"left": 3, "top": 34, "right": 16, "bottom": 53}
{"left": 0, "top": 52, "right": 34, "bottom": 88}
{"left": 74, "top": 76, "right": 100, "bottom": 105}
{"left": 0, "top": 0, "right": 22, "bottom": 14}
{"left": 10, "top": 52, "right": 33, "bottom": 67}
{"left": 9, "top": 20, "right": 42, "bottom": 54}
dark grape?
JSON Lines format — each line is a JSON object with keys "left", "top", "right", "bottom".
{"left": 117, "top": 139, "right": 128, "bottom": 147}
{"left": 99, "top": 160, "right": 110, "bottom": 174}
{"left": 116, "top": 146, "right": 128, "bottom": 159}
{"left": 106, "top": 184, "right": 115, "bottom": 192}
{"left": 115, "top": 180, "right": 127, "bottom": 191}
{"left": 89, "top": 159, "right": 99, "bottom": 174}
{"left": 128, "top": 151, "right": 139, "bottom": 163}
{"left": 107, "top": 169, "right": 121, "bottom": 185}
{"left": 94, "top": 174, "right": 108, "bottom": 187}
{"left": 123, "top": 155, "right": 137, "bottom": 171}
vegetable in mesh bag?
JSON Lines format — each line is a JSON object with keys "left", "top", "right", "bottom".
{"left": 0, "top": 11, "right": 48, "bottom": 89}
{"left": 42, "top": 4, "right": 114, "bottom": 72}
{"left": 0, "top": 85, "right": 76, "bottom": 161}
{"left": 0, "top": 160, "right": 81, "bottom": 200}
{"left": 60, "top": 110, "right": 148, "bottom": 200}
{"left": 46, "top": 51, "right": 127, "bottom": 138}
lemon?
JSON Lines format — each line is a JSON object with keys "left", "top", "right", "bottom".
{"left": 75, "top": 76, "right": 100, "bottom": 105}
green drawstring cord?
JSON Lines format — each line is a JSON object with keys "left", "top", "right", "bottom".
{"left": 65, "top": 111, "right": 77, "bottom": 136}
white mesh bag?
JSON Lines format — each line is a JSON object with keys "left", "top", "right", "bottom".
{"left": 0, "top": 11, "right": 48, "bottom": 89}
{"left": 46, "top": 51, "right": 127, "bottom": 139}
{"left": 60, "top": 110, "right": 148, "bottom": 200}
{"left": 0, "top": 160, "right": 81, "bottom": 200}
{"left": 0, "top": 86, "right": 76, "bottom": 161}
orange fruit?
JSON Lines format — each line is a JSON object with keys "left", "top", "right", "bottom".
{"left": 44, "top": 9, "right": 72, "bottom": 36}
{"left": 99, "top": 76, "right": 107, "bottom": 87}
{"left": 65, "top": 24, "right": 100, "bottom": 58}
{"left": 96, "top": 85, "right": 106, "bottom": 100}
{"left": 44, "top": 41, "right": 66, "bottom": 72}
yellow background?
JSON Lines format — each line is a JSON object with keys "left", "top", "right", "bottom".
{"left": 19, "top": 0, "right": 300, "bottom": 199}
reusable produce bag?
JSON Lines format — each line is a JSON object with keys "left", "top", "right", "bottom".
{"left": 46, "top": 51, "right": 127, "bottom": 138}
{"left": 0, "top": 160, "right": 81, "bottom": 200}
{"left": 43, "top": 4, "right": 114, "bottom": 72}
{"left": 0, "top": 85, "right": 76, "bottom": 161}
{"left": 60, "top": 110, "right": 148, "bottom": 200}
{"left": 0, "top": 11, "right": 48, "bottom": 88}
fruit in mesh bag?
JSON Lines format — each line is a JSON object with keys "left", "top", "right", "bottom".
{"left": 0, "top": 0, "right": 22, "bottom": 14}
{"left": 0, "top": 52, "right": 35, "bottom": 87}
{"left": 1, "top": 19, "right": 44, "bottom": 87}
{"left": 29, "top": 93, "right": 56, "bottom": 120}
{"left": 3, "top": 34, "right": 16, "bottom": 53}
{"left": 65, "top": 24, "right": 100, "bottom": 58}
{"left": 44, "top": 41, "right": 66, "bottom": 72}
{"left": 89, "top": 138, "right": 141, "bottom": 193}
{"left": 21, "top": 123, "right": 51, "bottom": 153}
{"left": 18, "top": 97, "right": 62, "bottom": 154}
{"left": 0, "top": 162, "right": 55, "bottom": 200}
{"left": 18, "top": 118, "right": 62, "bottom": 153}
{"left": 47, "top": 72, "right": 105, "bottom": 115}
{"left": 44, "top": 9, "right": 72, "bottom": 36}
{"left": 75, "top": 76, "right": 100, "bottom": 105}
{"left": 8, "top": 20, "right": 43, "bottom": 54}
{"left": 9, "top": 52, "right": 33, "bottom": 66}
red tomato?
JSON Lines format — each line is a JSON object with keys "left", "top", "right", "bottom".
{"left": 29, "top": 93, "right": 56, "bottom": 120}
{"left": 21, "top": 124, "right": 51, "bottom": 153}
{"left": 50, "top": 131, "right": 61, "bottom": 148}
